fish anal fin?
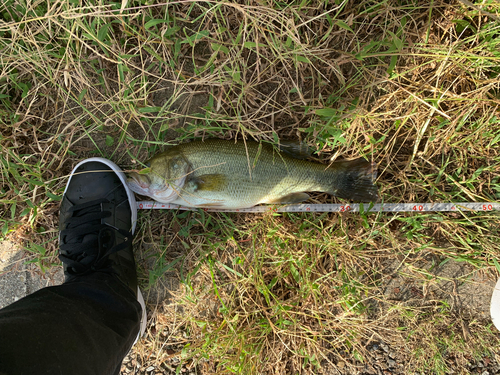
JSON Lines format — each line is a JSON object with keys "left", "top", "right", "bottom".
{"left": 265, "top": 192, "right": 310, "bottom": 204}
{"left": 195, "top": 202, "right": 225, "bottom": 208}
{"left": 194, "top": 174, "right": 227, "bottom": 192}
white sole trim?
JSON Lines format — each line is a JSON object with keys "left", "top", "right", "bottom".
{"left": 133, "top": 287, "right": 147, "bottom": 345}
{"left": 491, "top": 277, "right": 500, "bottom": 331}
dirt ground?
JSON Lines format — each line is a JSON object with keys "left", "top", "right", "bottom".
{"left": 0, "top": 240, "right": 63, "bottom": 309}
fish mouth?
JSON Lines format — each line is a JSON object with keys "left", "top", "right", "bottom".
{"left": 151, "top": 175, "right": 186, "bottom": 203}
{"left": 127, "top": 172, "right": 152, "bottom": 195}
{"left": 127, "top": 172, "right": 183, "bottom": 203}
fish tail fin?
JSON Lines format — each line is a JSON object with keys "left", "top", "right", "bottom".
{"left": 327, "top": 157, "right": 379, "bottom": 202}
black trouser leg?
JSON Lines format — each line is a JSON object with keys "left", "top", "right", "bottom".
{"left": 0, "top": 272, "right": 141, "bottom": 375}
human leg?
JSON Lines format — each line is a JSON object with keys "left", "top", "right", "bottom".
{"left": 0, "top": 158, "right": 146, "bottom": 375}
{"left": 0, "top": 273, "right": 141, "bottom": 375}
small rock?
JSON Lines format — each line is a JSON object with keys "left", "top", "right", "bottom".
{"left": 388, "top": 359, "right": 396, "bottom": 368}
{"left": 146, "top": 366, "right": 155, "bottom": 372}
{"left": 380, "top": 343, "right": 389, "bottom": 352}
{"left": 388, "top": 351, "right": 395, "bottom": 359}
{"left": 481, "top": 371, "right": 489, "bottom": 375}
{"left": 337, "top": 361, "right": 345, "bottom": 369}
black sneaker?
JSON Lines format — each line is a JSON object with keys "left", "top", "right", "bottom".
{"left": 59, "top": 157, "right": 146, "bottom": 341}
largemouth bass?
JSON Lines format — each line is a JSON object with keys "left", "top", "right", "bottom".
{"left": 127, "top": 139, "right": 378, "bottom": 209}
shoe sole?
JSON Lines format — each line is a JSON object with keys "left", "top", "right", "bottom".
{"left": 64, "top": 157, "right": 146, "bottom": 343}
{"left": 491, "top": 277, "right": 500, "bottom": 331}
{"left": 135, "top": 287, "right": 147, "bottom": 344}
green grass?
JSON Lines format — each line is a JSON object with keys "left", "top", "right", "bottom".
{"left": 1, "top": 0, "right": 500, "bottom": 374}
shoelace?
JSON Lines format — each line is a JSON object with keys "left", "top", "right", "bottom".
{"left": 59, "top": 198, "right": 132, "bottom": 275}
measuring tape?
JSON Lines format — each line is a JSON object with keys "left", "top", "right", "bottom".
{"left": 136, "top": 201, "right": 499, "bottom": 213}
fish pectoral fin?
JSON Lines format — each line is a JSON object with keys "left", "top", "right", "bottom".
{"left": 265, "top": 192, "right": 310, "bottom": 204}
{"left": 193, "top": 174, "right": 227, "bottom": 192}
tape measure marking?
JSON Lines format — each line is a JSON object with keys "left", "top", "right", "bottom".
{"left": 136, "top": 201, "right": 499, "bottom": 213}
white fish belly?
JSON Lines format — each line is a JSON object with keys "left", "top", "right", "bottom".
{"left": 171, "top": 190, "right": 261, "bottom": 209}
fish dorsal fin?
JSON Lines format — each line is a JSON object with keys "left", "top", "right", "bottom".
{"left": 193, "top": 174, "right": 228, "bottom": 192}
{"left": 265, "top": 192, "right": 310, "bottom": 204}
{"left": 277, "top": 140, "right": 313, "bottom": 160}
